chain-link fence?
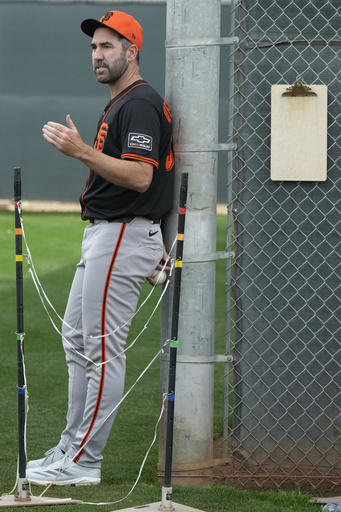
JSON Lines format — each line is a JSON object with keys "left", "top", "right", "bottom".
{"left": 223, "top": 0, "right": 341, "bottom": 492}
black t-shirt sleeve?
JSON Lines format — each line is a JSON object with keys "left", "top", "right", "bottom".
{"left": 119, "top": 99, "right": 161, "bottom": 169}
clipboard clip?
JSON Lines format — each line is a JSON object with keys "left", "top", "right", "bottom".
{"left": 282, "top": 80, "right": 317, "bottom": 97}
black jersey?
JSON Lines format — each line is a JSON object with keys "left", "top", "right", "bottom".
{"left": 80, "top": 80, "right": 174, "bottom": 222}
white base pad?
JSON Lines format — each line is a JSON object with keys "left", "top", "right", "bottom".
{"left": 310, "top": 496, "right": 341, "bottom": 504}
{"left": 0, "top": 495, "right": 83, "bottom": 507}
{"left": 113, "top": 502, "right": 205, "bottom": 512}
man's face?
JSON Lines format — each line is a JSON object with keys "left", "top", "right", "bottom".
{"left": 91, "top": 27, "right": 128, "bottom": 84}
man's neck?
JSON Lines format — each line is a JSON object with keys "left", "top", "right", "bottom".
{"left": 108, "top": 68, "right": 142, "bottom": 99}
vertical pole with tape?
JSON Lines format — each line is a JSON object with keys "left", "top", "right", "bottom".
{"left": 161, "top": 172, "right": 188, "bottom": 510}
{"left": 14, "top": 167, "right": 30, "bottom": 501}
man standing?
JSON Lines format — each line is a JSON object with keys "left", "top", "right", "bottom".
{"left": 26, "top": 10, "right": 174, "bottom": 486}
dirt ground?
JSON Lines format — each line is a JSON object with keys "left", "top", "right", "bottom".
{"left": 0, "top": 199, "right": 228, "bottom": 215}
{"left": 0, "top": 199, "right": 81, "bottom": 212}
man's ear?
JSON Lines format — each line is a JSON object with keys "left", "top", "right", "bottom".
{"left": 127, "top": 44, "right": 139, "bottom": 62}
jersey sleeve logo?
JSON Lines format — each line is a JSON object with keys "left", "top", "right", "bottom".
{"left": 128, "top": 133, "right": 153, "bottom": 151}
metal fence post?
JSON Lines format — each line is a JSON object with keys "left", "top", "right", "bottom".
{"left": 159, "top": 0, "right": 221, "bottom": 484}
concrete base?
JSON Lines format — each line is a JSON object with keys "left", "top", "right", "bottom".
{"left": 0, "top": 495, "right": 83, "bottom": 507}
{"left": 0, "top": 496, "right": 204, "bottom": 511}
{"left": 112, "top": 502, "right": 205, "bottom": 512}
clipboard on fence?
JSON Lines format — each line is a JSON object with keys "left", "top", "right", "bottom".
{"left": 270, "top": 81, "right": 328, "bottom": 182}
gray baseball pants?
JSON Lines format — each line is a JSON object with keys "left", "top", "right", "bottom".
{"left": 57, "top": 217, "right": 163, "bottom": 468}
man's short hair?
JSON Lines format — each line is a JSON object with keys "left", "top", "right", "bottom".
{"left": 121, "top": 36, "right": 140, "bottom": 65}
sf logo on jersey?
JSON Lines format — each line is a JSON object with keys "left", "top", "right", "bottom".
{"left": 128, "top": 133, "right": 153, "bottom": 151}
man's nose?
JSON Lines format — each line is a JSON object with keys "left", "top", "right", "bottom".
{"left": 93, "top": 48, "right": 104, "bottom": 60}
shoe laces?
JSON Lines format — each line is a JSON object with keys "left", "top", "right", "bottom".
{"left": 41, "top": 454, "right": 71, "bottom": 472}
{"left": 58, "top": 454, "right": 72, "bottom": 471}
{"left": 44, "top": 446, "right": 59, "bottom": 457}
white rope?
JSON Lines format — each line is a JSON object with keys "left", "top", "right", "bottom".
{"left": 0, "top": 457, "right": 18, "bottom": 499}
{"left": 20, "top": 212, "right": 177, "bottom": 368}
{"left": 39, "top": 344, "right": 169, "bottom": 499}
{"left": 26, "top": 254, "right": 174, "bottom": 369}
{"left": 16, "top": 212, "right": 176, "bottom": 505}
{"left": 84, "top": 393, "right": 167, "bottom": 507}
{"left": 2, "top": 334, "right": 30, "bottom": 500}
{"left": 20, "top": 337, "right": 30, "bottom": 461}
{"left": 21, "top": 213, "right": 176, "bottom": 341}
{"left": 11, "top": 212, "right": 176, "bottom": 505}
{"left": 101, "top": 261, "right": 174, "bottom": 367}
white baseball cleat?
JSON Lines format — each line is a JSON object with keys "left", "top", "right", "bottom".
{"left": 26, "top": 455, "right": 101, "bottom": 486}
{"left": 27, "top": 446, "right": 65, "bottom": 469}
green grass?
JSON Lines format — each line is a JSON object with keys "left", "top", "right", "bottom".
{"left": 0, "top": 211, "right": 320, "bottom": 512}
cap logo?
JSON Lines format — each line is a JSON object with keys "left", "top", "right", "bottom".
{"left": 101, "top": 11, "right": 114, "bottom": 23}
{"left": 131, "top": 33, "right": 136, "bottom": 40}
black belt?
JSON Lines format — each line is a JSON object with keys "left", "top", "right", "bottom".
{"left": 89, "top": 217, "right": 160, "bottom": 224}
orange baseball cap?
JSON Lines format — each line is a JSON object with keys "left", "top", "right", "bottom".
{"left": 81, "top": 11, "right": 143, "bottom": 52}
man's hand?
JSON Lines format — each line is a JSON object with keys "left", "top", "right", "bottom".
{"left": 42, "top": 114, "right": 153, "bottom": 193}
{"left": 42, "top": 115, "right": 86, "bottom": 158}
{"left": 147, "top": 244, "right": 171, "bottom": 287}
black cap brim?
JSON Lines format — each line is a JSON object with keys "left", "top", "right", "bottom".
{"left": 81, "top": 19, "right": 111, "bottom": 37}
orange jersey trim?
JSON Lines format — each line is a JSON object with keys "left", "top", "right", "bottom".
{"left": 103, "top": 82, "right": 149, "bottom": 124}
{"left": 121, "top": 153, "right": 159, "bottom": 169}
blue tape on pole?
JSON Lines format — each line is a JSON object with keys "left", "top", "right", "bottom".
{"left": 18, "top": 388, "right": 25, "bottom": 395}
{"left": 168, "top": 393, "right": 175, "bottom": 402}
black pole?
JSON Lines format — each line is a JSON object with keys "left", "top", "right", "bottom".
{"left": 14, "top": 167, "right": 29, "bottom": 499}
{"left": 164, "top": 172, "right": 188, "bottom": 495}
